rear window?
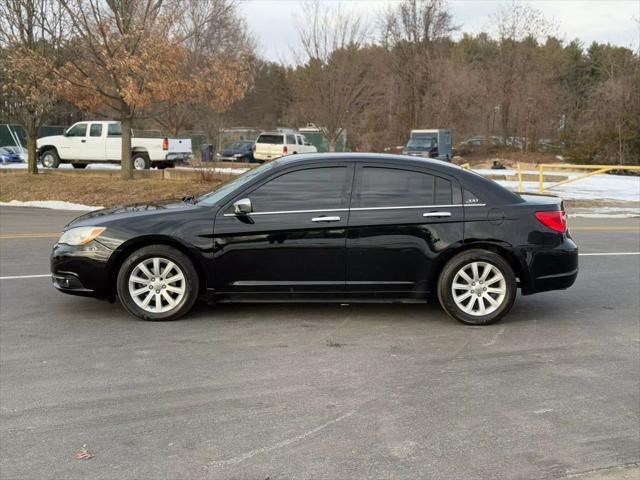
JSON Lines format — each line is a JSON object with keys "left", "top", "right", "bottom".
{"left": 257, "top": 134, "right": 283, "bottom": 144}
{"left": 435, "top": 177, "right": 452, "bottom": 205}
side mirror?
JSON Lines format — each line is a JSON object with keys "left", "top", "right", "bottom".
{"left": 233, "top": 198, "right": 252, "bottom": 215}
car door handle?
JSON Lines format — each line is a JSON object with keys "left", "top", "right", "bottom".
{"left": 312, "top": 216, "right": 341, "bottom": 222}
{"left": 81, "top": 139, "right": 86, "bottom": 143}
{"left": 423, "top": 211, "right": 451, "bottom": 217}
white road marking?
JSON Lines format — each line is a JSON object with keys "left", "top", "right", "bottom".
{"left": 579, "top": 252, "right": 640, "bottom": 256}
{"left": 0, "top": 274, "right": 51, "bottom": 280}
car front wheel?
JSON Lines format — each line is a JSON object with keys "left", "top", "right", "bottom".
{"left": 437, "top": 249, "right": 516, "bottom": 325}
{"left": 116, "top": 245, "right": 199, "bottom": 321}
{"left": 40, "top": 149, "right": 60, "bottom": 168}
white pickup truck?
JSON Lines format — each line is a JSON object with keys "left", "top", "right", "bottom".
{"left": 36, "top": 121, "right": 192, "bottom": 169}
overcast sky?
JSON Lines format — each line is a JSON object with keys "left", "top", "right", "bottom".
{"left": 238, "top": 0, "right": 640, "bottom": 63}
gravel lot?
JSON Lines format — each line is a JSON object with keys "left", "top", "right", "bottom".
{"left": 1, "top": 207, "right": 638, "bottom": 480}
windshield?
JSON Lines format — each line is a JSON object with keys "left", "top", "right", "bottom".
{"left": 196, "top": 160, "right": 280, "bottom": 206}
{"left": 407, "top": 133, "right": 437, "bottom": 149}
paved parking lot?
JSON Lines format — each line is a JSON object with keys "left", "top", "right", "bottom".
{"left": 1, "top": 206, "right": 638, "bottom": 479}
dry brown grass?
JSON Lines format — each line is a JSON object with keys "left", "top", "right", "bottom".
{"left": 0, "top": 172, "right": 227, "bottom": 207}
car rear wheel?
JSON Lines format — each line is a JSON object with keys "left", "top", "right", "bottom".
{"left": 437, "top": 249, "right": 516, "bottom": 325}
{"left": 132, "top": 154, "right": 150, "bottom": 170}
{"left": 40, "top": 149, "right": 60, "bottom": 168}
{"left": 116, "top": 245, "right": 199, "bottom": 321}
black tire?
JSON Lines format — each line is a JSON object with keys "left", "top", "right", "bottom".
{"left": 72, "top": 163, "right": 87, "bottom": 169}
{"left": 116, "top": 245, "right": 199, "bottom": 321}
{"left": 40, "top": 149, "right": 60, "bottom": 168}
{"left": 437, "top": 249, "right": 517, "bottom": 325}
{"left": 132, "top": 153, "right": 150, "bottom": 170}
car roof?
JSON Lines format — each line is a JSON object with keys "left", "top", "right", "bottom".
{"left": 273, "top": 152, "right": 461, "bottom": 171}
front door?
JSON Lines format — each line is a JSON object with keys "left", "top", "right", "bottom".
{"left": 59, "top": 122, "right": 88, "bottom": 160}
{"left": 346, "top": 164, "right": 464, "bottom": 297}
{"left": 213, "top": 162, "right": 354, "bottom": 298}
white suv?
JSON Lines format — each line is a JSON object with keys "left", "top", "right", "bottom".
{"left": 253, "top": 131, "right": 317, "bottom": 162}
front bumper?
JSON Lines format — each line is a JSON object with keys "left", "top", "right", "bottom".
{"left": 51, "top": 241, "right": 115, "bottom": 299}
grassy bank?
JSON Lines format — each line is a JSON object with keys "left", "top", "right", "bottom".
{"left": 0, "top": 172, "right": 228, "bottom": 207}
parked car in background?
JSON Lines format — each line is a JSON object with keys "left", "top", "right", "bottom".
{"left": 36, "top": 121, "right": 192, "bottom": 170}
{"left": 50, "top": 153, "right": 578, "bottom": 325}
{"left": 216, "top": 140, "right": 255, "bottom": 163}
{"left": 253, "top": 131, "right": 317, "bottom": 163}
{"left": 0, "top": 146, "right": 26, "bottom": 164}
{"left": 403, "top": 129, "right": 452, "bottom": 161}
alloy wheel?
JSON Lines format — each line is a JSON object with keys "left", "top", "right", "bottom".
{"left": 451, "top": 261, "right": 506, "bottom": 316}
{"left": 42, "top": 153, "right": 54, "bottom": 168}
{"left": 133, "top": 157, "right": 147, "bottom": 170}
{"left": 128, "top": 257, "right": 186, "bottom": 313}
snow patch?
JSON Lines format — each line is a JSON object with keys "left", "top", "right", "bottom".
{"left": 0, "top": 200, "right": 101, "bottom": 211}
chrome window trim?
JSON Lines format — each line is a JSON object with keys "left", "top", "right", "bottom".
{"left": 222, "top": 203, "right": 486, "bottom": 217}
{"left": 223, "top": 207, "right": 348, "bottom": 217}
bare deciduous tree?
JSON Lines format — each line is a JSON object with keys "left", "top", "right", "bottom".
{"left": 382, "top": 0, "right": 456, "bottom": 130}
{"left": 291, "top": 1, "right": 377, "bottom": 151}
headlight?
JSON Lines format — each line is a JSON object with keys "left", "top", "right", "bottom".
{"left": 58, "top": 226, "right": 106, "bottom": 246}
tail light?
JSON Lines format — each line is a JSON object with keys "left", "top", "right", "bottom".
{"left": 162, "top": 138, "right": 168, "bottom": 150}
{"left": 535, "top": 210, "right": 566, "bottom": 232}
{"left": 252, "top": 144, "right": 256, "bottom": 152}
{"left": 283, "top": 145, "right": 288, "bottom": 154}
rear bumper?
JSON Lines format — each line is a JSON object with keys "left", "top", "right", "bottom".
{"left": 519, "top": 235, "right": 578, "bottom": 295}
{"left": 164, "top": 152, "right": 192, "bottom": 162}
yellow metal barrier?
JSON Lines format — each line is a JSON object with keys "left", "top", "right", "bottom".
{"left": 536, "top": 164, "right": 640, "bottom": 193}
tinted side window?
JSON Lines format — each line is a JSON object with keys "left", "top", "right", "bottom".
{"left": 286, "top": 134, "right": 296, "bottom": 144}
{"left": 66, "top": 123, "right": 87, "bottom": 137}
{"left": 90, "top": 124, "right": 103, "bottom": 137}
{"left": 250, "top": 167, "right": 350, "bottom": 212}
{"left": 107, "top": 123, "right": 122, "bottom": 137}
{"left": 463, "top": 189, "right": 482, "bottom": 205}
{"left": 296, "top": 135, "right": 303, "bottom": 145}
{"left": 357, "top": 167, "right": 434, "bottom": 208}
{"left": 435, "top": 177, "right": 452, "bottom": 205}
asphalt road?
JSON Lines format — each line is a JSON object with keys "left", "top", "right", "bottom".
{"left": 1, "top": 206, "right": 639, "bottom": 480}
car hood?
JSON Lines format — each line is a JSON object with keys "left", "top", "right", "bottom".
{"left": 65, "top": 200, "right": 200, "bottom": 229}
{"left": 37, "top": 135, "right": 64, "bottom": 147}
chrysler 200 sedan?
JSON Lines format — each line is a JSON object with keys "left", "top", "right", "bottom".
{"left": 51, "top": 153, "right": 578, "bottom": 325}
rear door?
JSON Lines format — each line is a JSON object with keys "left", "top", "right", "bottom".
{"left": 346, "top": 163, "right": 464, "bottom": 297}
{"left": 105, "top": 123, "right": 122, "bottom": 160}
{"left": 213, "top": 161, "right": 355, "bottom": 298}
{"left": 84, "top": 123, "right": 105, "bottom": 160}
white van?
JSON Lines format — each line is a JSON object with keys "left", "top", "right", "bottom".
{"left": 253, "top": 131, "right": 317, "bottom": 162}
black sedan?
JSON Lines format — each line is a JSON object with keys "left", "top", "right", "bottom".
{"left": 216, "top": 140, "right": 254, "bottom": 162}
{"left": 51, "top": 153, "right": 578, "bottom": 325}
